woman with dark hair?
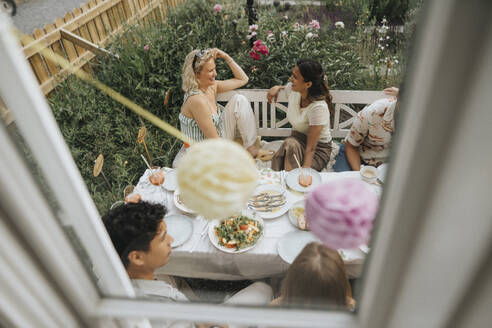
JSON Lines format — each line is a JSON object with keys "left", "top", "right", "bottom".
{"left": 267, "top": 59, "right": 338, "bottom": 172}
{"left": 271, "top": 242, "right": 354, "bottom": 309}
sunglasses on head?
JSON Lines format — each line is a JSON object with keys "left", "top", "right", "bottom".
{"left": 192, "top": 49, "right": 207, "bottom": 70}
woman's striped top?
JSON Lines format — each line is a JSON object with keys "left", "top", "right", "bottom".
{"left": 179, "top": 90, "right": 224, "bottom": 142}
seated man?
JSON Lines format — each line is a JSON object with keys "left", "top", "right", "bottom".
{"left": 103, "top": 202, "right": 272, "bottom": 327}
{"left": 334, "top": 87, "right": 399, "bottom": 171}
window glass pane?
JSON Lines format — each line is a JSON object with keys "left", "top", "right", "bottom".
{"left": 0, "top": 107, "right": 101, "bottom": 289}
{"left": 3, "top": 0, "right": 423, "bottom": 323}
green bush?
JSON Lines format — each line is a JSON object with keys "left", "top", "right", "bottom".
{"left": 369, "top": 0, "right": 410, "bottom": 25}
{"left": 49, "top": 0, "right": 409, "bottom": 213}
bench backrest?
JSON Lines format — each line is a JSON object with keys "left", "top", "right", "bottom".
{"left": 217, "top": 89, "right": 391, "bottom": 139}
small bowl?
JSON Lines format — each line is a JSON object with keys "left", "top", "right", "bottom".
{"left": 288, "top": 199, "right": 308, "bottom": 230}
{"left": 360, "top": 165, "right": 377, "bottom": 183}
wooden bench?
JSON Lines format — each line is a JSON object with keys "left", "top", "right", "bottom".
{"left": 217, "top": 89, "right": 391, "bottom": 139}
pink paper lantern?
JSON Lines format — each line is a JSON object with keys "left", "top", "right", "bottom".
{"left": 305, "top": 178, "right": 378, "bottom": 249}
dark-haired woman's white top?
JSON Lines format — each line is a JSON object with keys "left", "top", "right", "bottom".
{"left": 285, "top": 82, "right": 333, "bottom": 143}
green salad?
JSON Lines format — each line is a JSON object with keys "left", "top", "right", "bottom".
{"left": 214, "top": 215, "right": 263, "bottom": 251}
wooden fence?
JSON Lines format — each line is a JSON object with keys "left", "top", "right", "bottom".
{"left": 20, "top": 0, "right": 181, "bottom": 95}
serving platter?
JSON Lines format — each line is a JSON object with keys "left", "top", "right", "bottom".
{"left": 208, "top": 216, "right": 264, "bottom": 254}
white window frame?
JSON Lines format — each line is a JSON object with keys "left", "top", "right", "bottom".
{"left": 1, "top": 0, "right": 492, "bottom": 326}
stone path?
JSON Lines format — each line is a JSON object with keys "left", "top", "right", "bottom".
{"left": 12, "top": 0, "right": 88, "bottom": 34}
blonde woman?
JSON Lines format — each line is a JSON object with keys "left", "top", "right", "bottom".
{"left": 174, "top": 48, "right": 269, "bottom": 167}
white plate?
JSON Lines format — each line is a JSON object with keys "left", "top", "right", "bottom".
{"left": 173, "top": 189, "right": 196, "bottom": 214}
{"left": 359, "top": 245, "right": 370, "bottom": 253}
{"left": 337, "top": 248, "right": 362, "bottom": 261}
{"left": 377, "top": 163, "right": 388, "bottom": 184}
{"left": 162, "top": 169, "right": 177, "bottom": 191}
{"left": 164, "top": 214, "right": 193, "bottom": 248}
{"left": 285, "top": 168, "right": 322, "bottom": 192}
{"left": 208, "top": 216, "right": 264, "bottom": 254}
{"left": 288, "top": 199, "right": 306, "bottom": 230}
{"left": 277, "top": 230, "right": 320, "bottom": 264}
{"left": 249, "top": 184, "right": 289, "bottom": 219}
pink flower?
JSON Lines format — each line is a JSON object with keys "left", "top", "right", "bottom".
{"left": 248, "top": 24, "right": 258, "bottom": 32}
{"left": 253, "top": 40, "right": 269, "bottom": 55}
{"left": 310, "top": 19, "right": 320, "bottom": 29}
{"left": 143, "top": 44, "right": 150, "bottom": 51}
{"left": 213, "top": 4, "right": 222, "bottom": 12}
{"left": 313, "top": 33, "right": 319, "bottom": 38}
{"left": 249, "top": 39, "right": 269, "bottom": 60}
{"left": 249, "top": 51, "right": 260, "bottom": 61}
{"left": 257, "top": 45, "right": 269, "bottom": 55}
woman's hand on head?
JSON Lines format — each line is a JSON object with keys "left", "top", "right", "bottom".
{"left": 211, "top": 48, "right": 228, "bottom": 60}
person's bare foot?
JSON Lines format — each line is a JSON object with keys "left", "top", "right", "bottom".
{"left": 247, "top": 145, "right": 275, "bottom": 161}
{"left": 247, "top": 145, "right": 259, "bottom": 158}
{"left": 257, "top": 149, "right": 275, "bottom": 161}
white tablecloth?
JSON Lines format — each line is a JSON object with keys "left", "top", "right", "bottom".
{"left": 135, "top": 169, "right": 382, "bottom": 280}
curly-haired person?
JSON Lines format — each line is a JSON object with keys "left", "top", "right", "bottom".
{"left": 103, "top": 202, "right": 272, "bottom": 328}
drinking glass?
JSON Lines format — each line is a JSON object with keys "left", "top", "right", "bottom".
{"left": 149, "top": 166, "right": 165, "bottom": 186}
{"left": 123, "top": 185, "right": 135, "bottom": 198}
{"left": 298, "top": 168, "right": 313, "bottom": 188}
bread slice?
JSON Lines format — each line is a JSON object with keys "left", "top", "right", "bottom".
{"left": 297, "top": 213, "right": 306, "bottom": 230}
